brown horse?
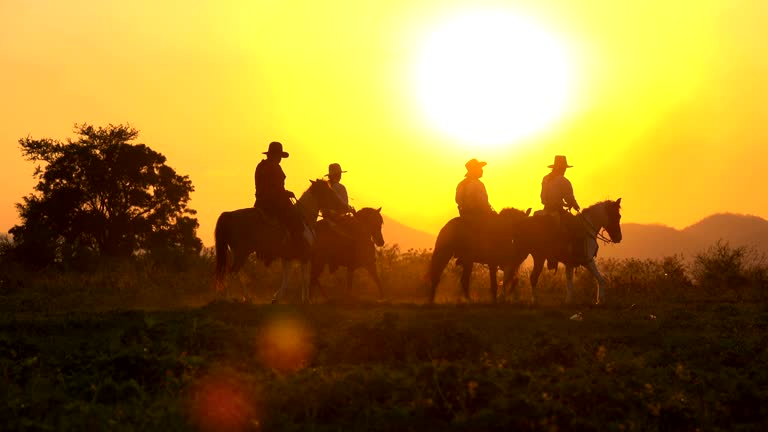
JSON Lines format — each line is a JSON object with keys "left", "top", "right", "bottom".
{"left": 502, "top": 199, "right": 623, "bottom": 305}
{"left": 428, "top": 207, "right": 531, "bottom": 303}
{"left": 309, "top": 207, "right": 385, "bottom": 301}
{"left": 214, "top": 179, "right": 346, "bottom": 303}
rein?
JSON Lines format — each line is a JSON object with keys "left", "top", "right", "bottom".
{"left": 295, "top": 189, "right": 320, "bottom": 225}
{"left": 578, "top": 210, "right": 614, "bottom": 244}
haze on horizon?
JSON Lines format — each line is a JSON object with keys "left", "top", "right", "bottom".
{"left": 1, "top": 0, "right": 766, "bottom": 247}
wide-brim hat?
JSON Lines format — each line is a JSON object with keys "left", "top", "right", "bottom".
{"left": 263, "top": 141, "right": 289, "bottom": 158}
{"left": 327, "top": 163, "right": 347, "bottom": 177}
{"left": 548, "top": 155, "right": 572, "bottom": 169}
{"left": 465, "top": 158, "right": 487, "bottom": 172}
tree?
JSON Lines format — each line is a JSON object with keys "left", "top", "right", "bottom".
{"left": 10, "top": 123, "right": 202, "bottom": 267}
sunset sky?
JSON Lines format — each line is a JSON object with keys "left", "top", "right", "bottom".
{"left": 2, "top": 0, "right": 766, "bottom": 247}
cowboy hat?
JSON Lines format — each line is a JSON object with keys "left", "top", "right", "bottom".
{"left": 465, "top": 158, "right": 487, "bottom": 171}
{"left": 263, "top": 141, "right": 289, "bottom": 158}
{"left": 548, "top": 155, "right": 572, "bottom": 169}
{"left": 327, "top": 163, "right": 347, "bottom": 177}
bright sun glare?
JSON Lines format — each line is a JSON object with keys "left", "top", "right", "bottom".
{"left": 415, "top": 9, "right": 574, "bottom": 148}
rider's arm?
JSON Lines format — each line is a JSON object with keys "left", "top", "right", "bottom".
{"left": 561, "top": 178, "right": 579, "bottom": 210}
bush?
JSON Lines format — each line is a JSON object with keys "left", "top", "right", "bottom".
{"left": 597, "top": 255, "right": 693, "bottom": 302}
{"left": 691, "top": 241, "right": 757, "bottom": 298}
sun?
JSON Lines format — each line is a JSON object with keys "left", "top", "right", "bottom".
{"left": 414, "top": 9, "right": 575, "bottom": 148}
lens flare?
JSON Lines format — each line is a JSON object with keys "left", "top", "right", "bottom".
{"left": 187, "top": 370, "right": 259, "bottom": 432}
{"left": 257, "top": 316, "right": 314, "bottom": 372}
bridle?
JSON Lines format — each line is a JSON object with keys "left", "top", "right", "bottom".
{"left": 576, "top": 209, "right": 616, "bottom": 244}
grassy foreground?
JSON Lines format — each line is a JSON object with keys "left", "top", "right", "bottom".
{"left": 2, "top": 300, "right": 768, "bottom": 431}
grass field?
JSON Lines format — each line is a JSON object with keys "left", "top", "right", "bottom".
{"left": 3, "top": 299, "right": 768, "bottom": 431}
{"left": 2, "top": 244, "right": 768, "bottom": 431}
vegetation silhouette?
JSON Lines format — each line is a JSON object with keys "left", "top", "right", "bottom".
{"left": 428, "top": 207, "right": 531, "bottom": 303}
{"left": 504, "top": 199, "right": 623, "bottom": 304}
{"left": 309, "top": 207, "right": 385, "bottom": 301}
{"left": 214, "top": 179, "right": 346, "bottom": 302}
{"left": 9, "top": 123, "right": 201, "bottom": 268}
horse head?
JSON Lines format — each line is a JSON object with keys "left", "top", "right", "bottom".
{"left": 307, "top": 179, "right": 347, "bottom": 212}
{"left": 585, "top": 198, "right": 622, "bottom": 243}
{"left": 354, "top": 207, "right": 385, "bottom": 246}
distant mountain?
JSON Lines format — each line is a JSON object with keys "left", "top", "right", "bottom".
{"left": 381, "top": 215, "right": 436, "bottom": 251}
{"left": 381, "top": 213, "right": 768, "bottom": 260}
{"left": 599, "top": 213, "right": 768, "bottom": 260}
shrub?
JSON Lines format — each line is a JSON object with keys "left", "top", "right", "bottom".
{"left": 692, "top": 241, "right": 751, "bottom": 297}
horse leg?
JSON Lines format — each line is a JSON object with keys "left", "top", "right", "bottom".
{"left": 366, "top": 264, "right": 384, "bottom": 300}
{"left": 565, "top": 264, "right": 575, "bottom": 304}
{"left": 502, "top": 269, "right": 519, "bottom": 302}
{"left": 272, "top": 259, "right": 292, "bottom": 304}
{"left": 300, "top": 261, "right": 310, "bottom": 304}
{"left": 346, "top": 267, "right": 353, "bottom": 298}
{"left": 489, "top": 264, "right": 498, "bottom": 303}
{"left": 461, "top": 261, "right": 473, "bottom": 302}
{"left": 308, "top": 260, "right": 324, "bottom": 302}
{"left": 502, "top": 252, "right": 527, "bottom": 303}
{"left": 229, "top": 250, "right": 249, "bottom": 301}
{"left": 586, "top": 260, "right": 606, "bottom": 305}
{"left": 428, "top": 246, "right": 453, "bottom": 303}
{"left": 530, "top": 256, "right": 545, "bottom": 306}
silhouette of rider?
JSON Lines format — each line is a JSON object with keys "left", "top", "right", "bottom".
{"left": 322, "top": 162, "right": 355, "bottom": 227}
{"left": 456, "top": 158, "right": 493, "bottom": 219}
{"left": 540, "top": 155, "right": 581, "bottom": 269}
{"left": 455, "top": 158, "right": 495, "bottom": 254}
{"left": 254, "top": 141, "right": 306, "bottom": 246}
{"left": 328, "top": 163, "right": 355, "bottom": 212}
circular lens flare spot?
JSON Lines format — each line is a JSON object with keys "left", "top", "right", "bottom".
{"left": 257, "top": 317, "right": 314, "bottom": 372}
{"left": 188, "top": 371, "right": 259, "bottom": 432}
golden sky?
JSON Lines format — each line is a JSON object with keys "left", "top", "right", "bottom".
{"left": 1, "top": 0, "right": 766, "bottom": 247}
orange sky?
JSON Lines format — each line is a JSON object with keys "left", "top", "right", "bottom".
{"left": 1, "top": 0, "right": 766, "bottom": 247}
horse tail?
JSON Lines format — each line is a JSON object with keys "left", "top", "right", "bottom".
{"left": 214, "top": 211, "right": 230, "bottom": 292}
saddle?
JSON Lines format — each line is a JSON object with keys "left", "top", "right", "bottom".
{"left": 535, "top": 208, "right": 590, "bottom": 268}
{"left": 254, "top": 207, "right": 315, "bottom": 246}
{"left": 457, "top": 213, "right": 499, "bottom": 261}
{"left": 254, "top": 207, "right": 287, "bottom": 231}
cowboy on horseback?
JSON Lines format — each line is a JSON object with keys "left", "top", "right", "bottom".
{"left": 455, "top": 158, "right": 496, "bottom": 257}
{"left": 326, "top": 163, "right": 355, "bottom": 213}
{"left": 321, "top": 162, "right": 356, "bottom": 232}
{"left": 540, "top": 155, "right": 582, "bottom": 269}
{"left": 456, "top": 158, "right": 494, "bottom": 219}
{"left": 254, "top": 141, "right": 306, "bottom": 248}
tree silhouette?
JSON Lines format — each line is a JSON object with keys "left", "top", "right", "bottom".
{"left": 10, "top": 123, "right": 202, "bottom": 267}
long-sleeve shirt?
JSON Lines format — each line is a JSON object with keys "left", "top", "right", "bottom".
{"left": 541, "top": 173, "right": 578, "bottom": 210}
{"left": 331, "top": 182, "right": 349, "bottom": 206}
{"left": 455, "top": 177, "right": 490, "bottom": 213}
{"left": 254, "top": 159, "right": 287, "bottom": 203}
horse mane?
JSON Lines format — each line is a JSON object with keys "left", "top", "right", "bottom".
{"left": 499, "top": 207, "right": 529, "bottom": 218}
{"left": 584, "top": 199, "right": 621, "bottom": 212}
{"left": 308, "top": 178, "right": 330, "bottom": 189}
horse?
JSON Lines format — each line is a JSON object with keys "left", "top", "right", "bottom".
{"left": 502, "top": 198, "right": 623, "bottom": 305}
{"left": 428, "top": 207, "right": 532, "bottom": 303}
{"left": 308, "top": 207, "right": 385, "bottom": 301}
{"left": 214, "top": 179, "right": 346, "bottom": 303}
